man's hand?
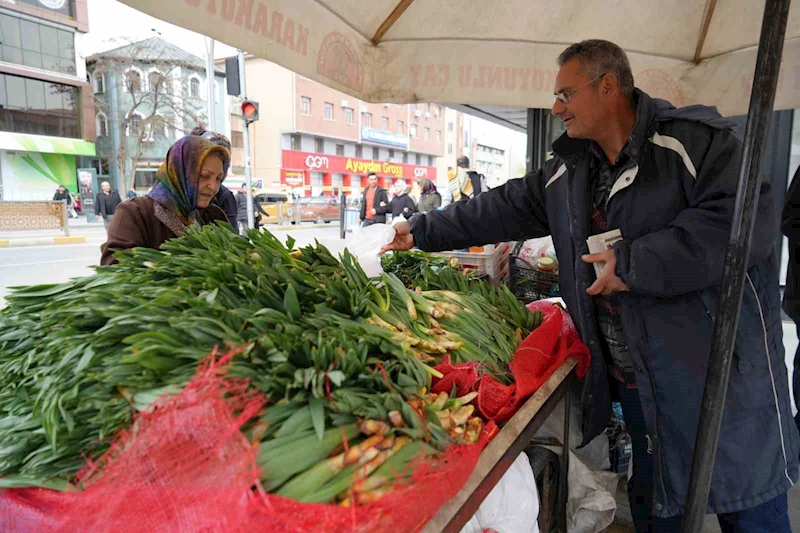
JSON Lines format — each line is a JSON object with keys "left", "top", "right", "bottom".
{"left": 370, "top": 208, "right": 377, "bottom": 215}
{"left": 581, "top": 250, "right": 629, "bottom": 295}
{"left": 380, "top": 201, "right": 387, "bottom": 207}
{"left": 403, "top": 207, "right": 409, "bottom": 213}
{"left": 379, "top": 220, "right": 415, "bottom": 254}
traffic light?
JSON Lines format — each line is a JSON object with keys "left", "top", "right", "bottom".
{"left": 241, "top": 100, "right": 259, "bottom": 125}
{"left": 225, "top": 57, "right": 241, "bottom": 96}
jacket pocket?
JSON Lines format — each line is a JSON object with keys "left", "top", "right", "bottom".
{"left": 698, "top": 289, "right": 754, "bottom": 374}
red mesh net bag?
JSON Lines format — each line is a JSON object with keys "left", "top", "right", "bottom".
{"left": 0, "top": 348, "right": 489, "bottom": 532}
{"left": 432, "top": 301, "right": 590, "bottom": 424}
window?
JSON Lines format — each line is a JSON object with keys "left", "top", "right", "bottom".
{"left": 409, "top": 124, "right": 417, "bottom": 138}
{"left": 315, "top": 137, "right": 324, "bottom": 153}
{"left": 397, "top": 120, "right": 404, "bottom": 134}
{"left": 363, "top": 112, "right": 372, "bottom": 128}
{"left": 436, "top": 105, "right": 441, "bottom": 116}
{"left": 381, "top": 116, "right": 389, "bottom": 130}
{"left": 447, "top": 143, "right": 453, "bottom": 154}
{"left": 372, "top": 147, "right": 379, "bottom": 160}
{"left": 290, "top": 134, "right": 300, "bottom": 150}
{"left": 127, "top": 70, "right": 143, "bottom": 93}
{"left": 402, "top": 152, "right": 408, "bottom": 163}
{"left": 345, "top": 107, "right": 354, "bottom": 125}
{"left": 424, "top": 103, "right": 430, "bottom": 113}
{"left": 0, "top": 73, "right": 79, "bottom": 138}
{"left": 464, "top": 133, "right": 469, "bottom": 148}
{"left": 96, "top": 113, "right": 108, "bottom": 137}
{"left": 128, "top": 113, "right": 142, "bottom": 137}
{"left": 436, "top": 130, "right": 442, "bottom": 143}
{"left": 325, "top": 102, "right": 334, "bottom": 121}
{"left": 428, "top": 156, "right": 434, "bottom": 166}
{"left": 0, "top": 14, "right": 75, "bottom": 75}
{"left": 91, "top": 157, "right": 110, "bottom": 176}
{"left": 336, "top": 144, "right": 344, "bottom": 156}
{"left": 355, "top": 144, "right": 362, "bottom": 158}
{"left": 424, "top": 128, "right": 430, "bottom": 141}
{"left": 148, "top": 71, "right": 163, "bottom": 93}
{"left": 152, "top": 117, "right": 167, "bottom": 139}
{"left": 388, "top": 149, "right": 395, "bottom": 160}
{"left": 448, "top": 122, "right": 454, "bottom": 132}
{"left": 233, "top": 131, "right": 245, "bottom": 148}
{"left": 190, "top": 77, "right": 200, "bottom": 98}
{"left": 415, "top": 153, "right": 422, "bottom": 165}
{"left": 301, "top": 96, "right": 311, "bottom": 115}
{"left": 93, "top": 73, "right": 106, "bottom": 94}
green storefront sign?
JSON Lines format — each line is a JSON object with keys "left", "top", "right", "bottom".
{"left": 0, "top": 132, "right": 96, "bottom": 156}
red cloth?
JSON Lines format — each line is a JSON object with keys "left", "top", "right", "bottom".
{"left": 432, "top": 302, "right": 590, "bottom": 424}
{"left": 365, "top": 187, "right": 377, "bottom": 220}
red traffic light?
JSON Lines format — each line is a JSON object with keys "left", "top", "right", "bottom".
{"left": 241, "top": 100, "right": 259, "bottom": 123}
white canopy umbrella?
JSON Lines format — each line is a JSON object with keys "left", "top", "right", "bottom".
{"left": 121, "top": 0, "right": 800, "bottom": 115}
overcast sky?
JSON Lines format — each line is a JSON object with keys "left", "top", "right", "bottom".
{"left": 82, "top": 0, "right": 238, "bottom": 60}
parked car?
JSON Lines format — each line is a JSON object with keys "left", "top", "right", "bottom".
{"left": 286, "top": 196, "right": 340, "bottom": 224}
{"left": 254, "top": 193, "right": 288, "bottom": 225}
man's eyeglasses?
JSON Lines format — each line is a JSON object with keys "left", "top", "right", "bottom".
{"left": 554, "top": 73, "right": 606, "bottom": 104}
{"left": 200, "top": 130, "right": 232, "bottom": 151}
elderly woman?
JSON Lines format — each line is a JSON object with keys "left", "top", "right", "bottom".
{"left": 416, "top": 179, "right": 442, "bottom": 213}
{"left": 100, "top": 136, "right": 230, "bottom": 265}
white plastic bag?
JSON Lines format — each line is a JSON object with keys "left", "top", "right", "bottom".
{"left": 460, "top": 453, "right": 541, "bottom": 533}
{"left": 319, "top": 223, "right": 396, "bottom": 278}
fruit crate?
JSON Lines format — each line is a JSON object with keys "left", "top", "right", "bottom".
{"left": 434, "top": 243, "right": 511, "bottom": 285}
{"left": 508, "top": 242, "right": 560, "bottom": 303}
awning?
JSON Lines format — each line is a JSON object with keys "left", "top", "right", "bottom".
{"left": 119, "top": 0, "right": 800, "bottom": 116}
{"left": 0, "top": 132, "right": 96, "bottom": 156}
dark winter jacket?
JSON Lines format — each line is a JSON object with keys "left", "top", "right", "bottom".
{"left": 782, "top": 168, "right": 800, "bottom": 323}
{"left": 95, "top": 190, "right": 122, "bottom": 218}
{"left": 412, "top": 89, "right": 799, "bottom": 516}
{"left": 359, "top": 186, "right": 389, "bottom": 223}
{"left": 212, "top": 185, "right": 237, "bottom": 228}
{"left": 53, "top": 189, "right": 71, "bottom": 205}
{"left": 382, "top": 193, "right": 417, "bottom": 219}
{"left": 235, "top": 191, "right": 266, "bottom": 227}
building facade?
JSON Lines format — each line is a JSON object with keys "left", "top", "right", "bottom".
{"left": 88, "top": 37, "right": 226, "bottom": 193}
{"left": 0, "top": 0, "right": 96, "bottom": 201}
{"left": 236, "top": 57, "right": 445, "bottom": 198}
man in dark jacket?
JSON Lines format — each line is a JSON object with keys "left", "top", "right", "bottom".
{"left": 448, "top": 156, "right": 486, "bottom": 201}
{"left": 235, "top": 185, "right": 266, "bottom": 234}
{"left": 95, "top": 181, "right": 122, "bottom": 230}
{"left": 359, "top": 173, "right": 388, "bottom": 227}
{"left": 190, "top": 126, "right": 237, "bottom": 228}
{"left": 781, "top": 167, "right": 800, "bottom": 440}
{"left": 383, "top": 40, "right": 798, "bottom": 532}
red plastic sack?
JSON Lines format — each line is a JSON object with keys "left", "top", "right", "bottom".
{"left": 432, "top": 302, "right": 590, "bottom": 424}
{"left": 0, "top": 348, "right": 490, "bottom": 532}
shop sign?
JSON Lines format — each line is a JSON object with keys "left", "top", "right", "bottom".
{"left": 283, "top": 150, "right": 436, "bottom": 181}
{"left": 305, "top": 155, "right": 329, "bottom": 170}
{"left": 285, "top": 171, "right": 304, "bottom": 186}
{"left": 360, "top": 127, "right": 409, "bottom": 149}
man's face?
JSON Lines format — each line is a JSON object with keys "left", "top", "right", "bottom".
{"left": 58, "top": 186, "right": 65, "bottom": 193}
{"left": 102, "top": 183, "right": 111, "bottom": 193}
{"left": 551, "top": 58, "right": 607, "bottom": 140}
{"left": 368, "top": 175, "right": 378, "bottom": 188}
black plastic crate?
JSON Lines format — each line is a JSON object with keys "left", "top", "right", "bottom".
{"left": 508, "top": 242, "right": 560, "bottom": 303}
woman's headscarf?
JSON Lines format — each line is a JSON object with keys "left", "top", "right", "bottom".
{"left": 420, "top": 179, "right": 437, "bottom": 194}
{"left": 147, "top": 136, "right": 230, "bottom": 228}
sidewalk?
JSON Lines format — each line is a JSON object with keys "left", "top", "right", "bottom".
{"left": 0, "top": 216, "right": 340, "bottom": 246}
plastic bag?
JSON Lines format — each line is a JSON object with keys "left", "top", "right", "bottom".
{"left": 518, "top": 236, "right": 554, "bottom": 265}
{"left": 460, "top": 453, "right": 540, "bottom": 533}
{"left": 319, "top": 223, "right": 396, "bottom": 277}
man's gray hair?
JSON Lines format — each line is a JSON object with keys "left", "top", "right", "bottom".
{"left": 557, "top": 40, "right": 634, "bottom": 100}
{"left": 101, "top": 181, "right": 110, "bottom": 187}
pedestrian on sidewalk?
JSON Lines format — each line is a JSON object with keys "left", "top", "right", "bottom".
{"left": 53, "top": 186, "right": 78, "bottom": 218}
{"left": 359, "top": 173, "right": 388, "bottom": 228}
{"left": 781, "top": 165, "right": 800, "bottom": 446}
{"left": 100, "top": 136, "right": 230, "bottom": 265}
{"left": 417, "top": 179, "right": 442, "bottom": 213}
{"left": 235, "top": 184, "right": 266, "bottom": 234}
{"left": 378, "top": 180, "right": 416, "bottom": 220}
{"left": 95, "top": 182, "right": 122, "bottom": 230}
{"left": 382, "top": 39, "right": 798, "bottom": 533}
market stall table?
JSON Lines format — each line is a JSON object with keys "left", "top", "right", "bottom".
{"left": 422, "top": 357, "right": 577, "bottom": 533}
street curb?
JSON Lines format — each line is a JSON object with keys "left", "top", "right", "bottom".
{"left": 0, "top": 236, "right": 87, "bottom": 247}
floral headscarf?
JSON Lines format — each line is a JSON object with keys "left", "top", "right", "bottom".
{"left": 147, "top": 136, "right": 230, "bottom": 232}
{"left": 420, "top": 179, "right": 437, "bottom": 194}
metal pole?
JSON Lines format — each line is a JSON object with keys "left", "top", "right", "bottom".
{"left": 238, "top": 50, "right": 254, "bottom": 230}
{"left": 205, "top": 37, "right": 216, "bottom": 131}
{"left": 339, "top": 191, "right": 346, "bottom": 239}
{"left": 681, "top": 1, "right": 790, "bottom": 531}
